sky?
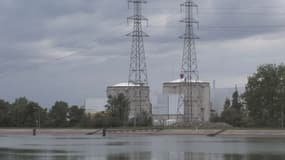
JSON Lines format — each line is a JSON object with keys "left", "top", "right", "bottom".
{"left": 0, "top": 0, "right": 285, "bottom": 107}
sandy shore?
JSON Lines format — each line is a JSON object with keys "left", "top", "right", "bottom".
{"left": 1, "top": 128, "right": 285, "bottom": 138}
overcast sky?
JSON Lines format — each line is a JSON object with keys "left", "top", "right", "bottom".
{"left": 0, "top": 0, "right": 285, "bottom": 107}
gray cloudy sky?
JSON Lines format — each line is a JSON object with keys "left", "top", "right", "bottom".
{"left": 0, "top": 0, "right": 285, "bottom": 107}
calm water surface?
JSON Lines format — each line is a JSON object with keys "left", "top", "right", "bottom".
{"left": 0, "top": 135, "right": 285, "bottom": 160}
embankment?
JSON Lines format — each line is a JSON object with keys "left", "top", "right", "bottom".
{"left": 1, "top": 128, "right": 285, "bottom": 138}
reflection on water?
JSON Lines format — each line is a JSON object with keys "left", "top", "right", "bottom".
{"left": 107, "top": 152, "right": 151, "bottom": 160}
{"left": 1, "top": 135, "right": 285, "bottom": 160}
{"left": 1, "top": 150, "right": 285, "bottom": 160}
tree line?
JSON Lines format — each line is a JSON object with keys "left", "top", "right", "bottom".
{"left": 3, "top": 63, "right": 284, "bottom": 129}
{"left": 212, "top": 64, "right": 285, "bottom": 128}
{"left": 0, "top": 93, "right": 151, "bottom": 128}
{"left": 0, "top": 97, "right": 87, "bottom": 128}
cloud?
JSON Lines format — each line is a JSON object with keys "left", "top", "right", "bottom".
{"left": 0, "top": 0, "right": 285, "bottom": 106}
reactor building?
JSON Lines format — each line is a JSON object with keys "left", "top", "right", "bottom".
{"left": 106, "top": 0, "right": 152, "bottom": 119}
{"left": 106, "top": 83, "right": 152, "bottom": 118}
{"left": 158, "top": 0, "right": 212, "bottom": 124}
{"left": 163, "top": 79, "right": 211, "bottom": 122}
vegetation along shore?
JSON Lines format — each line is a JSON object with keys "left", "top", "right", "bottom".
{"left": 1, "top": 128, "right": 285, "bottom": 138}
{"left": 1, "top": 64, "right": 285, "bottom": 131}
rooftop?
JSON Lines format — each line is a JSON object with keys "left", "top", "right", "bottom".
{"left": 113, "top": 82, "right": 140, "bottom": 87}
{"left": 165, "top": 79, "right": 208, "bottom": 83}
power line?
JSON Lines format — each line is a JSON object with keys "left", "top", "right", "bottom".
{"left": 199, "top": 12, "right": 285, "bottom": 15}
{"left": 147, "top": 24, "right": 285, "bottom": 29}
{"left": 202, "top": 25, "right": 285, "bottom": 29}
{"left": 145, "top": 6, "right": 285, "bottom": 10}
{"left": 144, "top": 6, "right": 285, "bottom": 16}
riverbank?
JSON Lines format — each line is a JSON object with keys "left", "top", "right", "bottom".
{"left": 1, "top": 128, "right": 285, "bottom": 138}
{"left": 157, "top": 129, "right": 285, "bottom": 138}
{"left": 0, "top": 129, "right": 96, "bottom": 136}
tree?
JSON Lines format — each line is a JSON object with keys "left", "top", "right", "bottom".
{"left": 0, "top": 99, "right": 12, "bottom": 127}
{"left": 49, "top": 101, "right": 69, "bottom": 127}
{"left": 69, "top": 105, "right": 85, "bottom": 127}
{"left": 221, "top": 91, "right": 243, "bottom": 127}
{"left": 8, "top": 97, "right": 48, "bottom": 128}
{"left": 12, "top": 97, "right": 29, "bottom": 127}
{"left": 22, "top": 102, "right": 42, "bottom": 127}
{"left": 244, "top": 64, "right": 285, "bottom": 127}
{"left": 105, "top": 93, "right": 130, "bottom": 126}
{"left": 210, "top": 111, "right": 221, "bottom": 122}
{"left": 232, "top": 90, "right": 242, "bottom": 111}
{"left": 224, "top": 98, "right": 231, "bottom": 111}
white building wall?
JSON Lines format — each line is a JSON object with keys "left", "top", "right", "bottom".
{"left": 163, "top": 81, "right": 211, "bottom": 122}
{"left": 106, "top": 84, "right": 152, "bottom": 118}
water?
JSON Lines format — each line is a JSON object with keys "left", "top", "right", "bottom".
{"left": 0, "top": 135, "right": 285, "bottom": 160}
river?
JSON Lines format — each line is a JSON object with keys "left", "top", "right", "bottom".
{"left": 0, "top": 135, "right": 284, "bottom": 160}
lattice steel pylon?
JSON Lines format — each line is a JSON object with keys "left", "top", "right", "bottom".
{"left": 177, "top": 0, "right": 199, "bottom": 123}
{"left": 127, "top": 0, "right": 149, "bottom": 121}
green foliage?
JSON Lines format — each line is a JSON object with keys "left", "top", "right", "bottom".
{"left": 224, "top": 98, "right": 231, "bottom": 111}
{"left": 12, "top": 97, "right": 30, "bottom": 127}
{"left": 210, "top": 111, "right": 221, "bottom": 123}
{"left": 0, "top": 98, "right": 87, "bottom": 128}
{"left": 49, "top": 101, "right": 69, "bottom": 128}
{"left": 0, "top": 93, "right": 151, "bottom": 128}
{"left": 105, "top": 93, "right": 130, "bottom": 126}
{"left": 0, "top": 96, "right": 128, "bottom": 128}
{"left": 68, "top": 105, "right": 85, "bottom": 127}
{"left": 221, "top": 91, "right": 243, "bottom": 127}
{"left": 232, "top": 91, "right": 243, "bottom": 111}
{"left": 0, "top": 99, "right": 12, "bottom": 127}
{"left": 22, "top": 102, "right": 41, "bottom": 127}
{"left": 244, "top": 64, "right": 285, "bottom": 127}
{"left": 219, "top": 64, "right": 285, "bottom": 128}
{"left": 0, "top": 97, "right": 49, "bottom": 128}
{"left": 221, "top": 108, "right": 241, "bottom": 126}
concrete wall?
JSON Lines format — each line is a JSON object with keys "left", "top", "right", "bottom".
{"left": 153, "top": 114, "right": 184, "bottom": 121}
{"left": 106, "top": 85, "right": 152, "bottom": 118}
{"left": 163, "top": 82, "right": 211, "bottom": 122}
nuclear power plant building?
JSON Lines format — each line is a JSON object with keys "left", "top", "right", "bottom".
{"left": 106, "top": 83, "right": 152, "bottom": 118}
{"left": 163, "top": 79, "right": 211, "bottom": 122}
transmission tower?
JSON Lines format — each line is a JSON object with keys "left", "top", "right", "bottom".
{"left": 177, "top": 0, "right": 199, "bottom": 123}
{"left": 127, "top": 0, "right": 148, "bottom": 85}
{"left": 127, "top": 0, "right": 149, "bottom": 123}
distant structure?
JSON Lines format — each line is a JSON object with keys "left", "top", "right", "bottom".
{"left": 107, "top": 83, "right": 152, "bottom": 118}
{"left": 107, "top": 0, "right": 152, "bottom": 120}
{"left": 162, "top": 0, "right": 211, "bottom": 123}
{"left": 163, "top": 80, "right": 211, "bottom": 122}
{"left": 84, "top": 98, "right": 105, "bottom": 114}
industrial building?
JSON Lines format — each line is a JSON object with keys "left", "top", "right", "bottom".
{"left": 106, "top": 0, "right": 152, "bottom": 121}
{"left": 163, "top": 79, "right": 211, "bottom": 122}
{"left": 154, "top": 0, "right": 212, "bottom": 125}
{"left": 106, "top": 0, "right": 212, "bottom": 125}
{"left": 106, "top": 83, "right": 152, "bottom": 118}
